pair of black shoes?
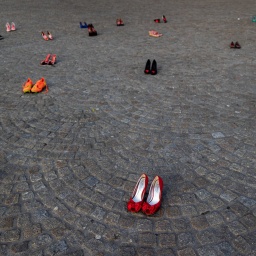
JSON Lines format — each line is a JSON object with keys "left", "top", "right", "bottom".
{"left": 0, "top": 35, "right": 4, "bottom": 40}
{"left": 144, "top": 59, "right": 157, "bottom": 75}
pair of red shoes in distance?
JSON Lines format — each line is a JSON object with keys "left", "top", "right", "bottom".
{"left": 127, "top": 174, "right": 163, "bottom": 215}
{"left": 41, "top": 54, "right": 57, "bottom": 65}
{"left": 154, "top": 15, "right": 167, "bottom": 23}
{"left": 230, "top": 41, "right": 241, "bottom": 49}
{"left": 144, "top": 59, "right": 157, "bottom": 75}
{"left": 116, "top": 18, "right": 124, "bottom": 26}
{"left": 6, "top": 22, "right": 16, "bottom": 32}
{"left": 41, "top": 31, "right": 53, "bottom": 41}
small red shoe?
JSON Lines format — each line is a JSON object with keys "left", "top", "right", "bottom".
{"left": 127, "top": 174, "right": 149, "bottom": 212}
{"left": 154, "top": 19, "right": 161, "bottom": 23}
{"left": 41, "top": 54, "right": 51, "bottom": 65}
{"left": 47, "top": 31, "right": 53, "bottom": 40}
{"left": 116, "top": 18, "right": 124, "bottom": 26}
{"left": 162, "top": 15, "right": 167, "bottom": 23}
{"left": 49, "top": 54, "right": 56, "bottom": 65}
{"left": 11, "top": 22, "right": 16, "bottom": 31}
{"left": 6, "top": 22, "right": 11, "bottom": 32}
{"left": 230, "top": 41, "right": 235, "bottom": 48}
{"left": 41, "top": 32, "right": 48, "bottom": 41}
{"left": 142, "top": 176, "right": 163, "bottom": 215}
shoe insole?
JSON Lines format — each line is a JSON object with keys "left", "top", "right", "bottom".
{"left": 147, "top": 180, "right": 160, "bottom": 205}
{"left": 132, "top": 177, "right": 146, "bottom": 203}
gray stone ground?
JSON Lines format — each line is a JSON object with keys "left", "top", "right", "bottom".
{"left": 0, "top": 0, "right": 256, "bottom": 255}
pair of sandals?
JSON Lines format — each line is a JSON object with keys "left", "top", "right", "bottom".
{"left": 41, "top": 54, "right": 57, "bottom": 65}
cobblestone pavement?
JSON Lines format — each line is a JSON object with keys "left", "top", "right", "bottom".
{"left": 0, "top": 0, "right": 256, "bottom": 255}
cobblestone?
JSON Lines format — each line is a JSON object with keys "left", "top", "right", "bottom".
{"left": 1, "top": 0, "right": 256, "bottom": 255}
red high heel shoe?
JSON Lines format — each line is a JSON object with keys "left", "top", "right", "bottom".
{"left": 142, "top": 176, "right": 163, "bottom": 215}
{"left": 41, "top": 54, "right": 51, "bottom": 65}
{"left": 49, "top": 54, "right": 56, "bottom": 65}
{"left": 127, "top": 174, "right": 149, "bottom": 212}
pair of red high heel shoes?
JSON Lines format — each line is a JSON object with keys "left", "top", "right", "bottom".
{"left": 127, "top": 174, "right": 163, "bottom": 215}
{"left": 230, "top": 41, "right": 241, "bottom": 49}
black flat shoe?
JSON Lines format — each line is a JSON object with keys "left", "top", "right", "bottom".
{"left": 0, "top": 35, "right": 4, "bottom": 40}
{"left": 151, "top": 59, "right": 157, "bottom": 75}
{"left": 144, "top": 59, "right": 151, "bottom": 74}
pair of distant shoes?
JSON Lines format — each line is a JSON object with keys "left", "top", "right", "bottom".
{"left": 127, "top": 174, "right": 163, "bottom": 215}
{"left": 230, "top": 41, "right": 241, "bottom": 49}
{"left": 80, "top": 22, "right": 88, "bottom": 28}
{"left": 149, "top": 30, "right": 162, "bottom": 37}
{"left": 41, "top": 54, "right": 57, "bottom": 65}
{"left": 116, "top": 18, "right": 124, "bottom": 26}
{"left": 6, "top": 22, "right": 15, "bottom": 32}
{"left": 88, "top": 23, "right": 97, "bottom": 36}
{"left": 41, "top": 31, "right": 53, "bottom": 41}
{"left": 154, "top": 15, "right": 167, "bottom": 23}
{"left": 144, "top": 59, "right": 157, "bottom": 75}
{"left": 0, "top": 35, "right": 4, "bottom": 40}
{"left": 22, "top": 78, "right": 48, "bottom": 93}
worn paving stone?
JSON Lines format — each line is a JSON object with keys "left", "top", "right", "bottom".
{"left": 0, "top": 0, "right": 256, "bottom": 255}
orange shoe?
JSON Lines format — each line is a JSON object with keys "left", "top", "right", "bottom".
{"left": 22, "top": 78, "right": 34, "bottom": 93}
{"left": 31, "top": 77, "right": 48, "bottom": 93}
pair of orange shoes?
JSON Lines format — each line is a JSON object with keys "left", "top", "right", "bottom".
{"left": 22, "top": 78, "right": 48, "bottom": 93}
